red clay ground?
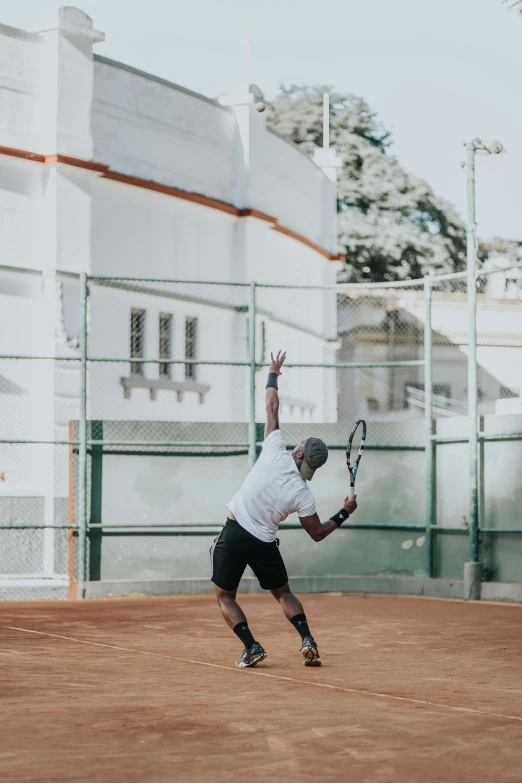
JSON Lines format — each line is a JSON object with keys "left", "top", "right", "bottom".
{"left": 1, "top": 593, "right": 521, "bottom": 783}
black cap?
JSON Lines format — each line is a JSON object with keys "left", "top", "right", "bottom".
{"left": 300, "top": 437, "right": 328, "bottom": 481}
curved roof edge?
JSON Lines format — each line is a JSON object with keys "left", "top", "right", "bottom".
{"left": 94, "top": 54, "right": 231, "bottom": 112}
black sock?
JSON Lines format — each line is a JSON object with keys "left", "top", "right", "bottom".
{"left": 233, "top": 621, "right": 255, "bottom": 649}
{"left": 290, "top": 613, "right": 311, "bottom": 640}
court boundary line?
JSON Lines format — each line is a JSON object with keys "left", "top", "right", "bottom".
{"left": 5, "top": 625, "right": 522, "bottom": 725}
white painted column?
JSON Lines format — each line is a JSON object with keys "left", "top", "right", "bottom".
{"left": 33, "top": 6, "right": 104, "bottom": 158}
{"left": 218, "top": 84, "right": 256, "bottom": 208}
{"left": 313, "top": 93, "right": 342, "bottom": 253}
{"left": 32, "top": 8, "right": 105, "bottom": 578}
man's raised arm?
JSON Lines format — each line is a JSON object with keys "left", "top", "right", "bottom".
{"left": 265, "top": 350, "right": 286, "bottom": 439}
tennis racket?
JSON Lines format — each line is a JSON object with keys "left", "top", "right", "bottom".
{"left": 346, "top": 419, "right": 366, "bottom": 499}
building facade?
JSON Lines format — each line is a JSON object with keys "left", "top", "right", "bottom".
{"left": 0, "top": 7, "right": 343, "bottom": 589}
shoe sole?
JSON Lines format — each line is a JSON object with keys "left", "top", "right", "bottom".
{"left": 236, "top": 651, "right": 267, "bottom": 669}
{"left": 301, "top": 645, "right": 322, "bottom": 666}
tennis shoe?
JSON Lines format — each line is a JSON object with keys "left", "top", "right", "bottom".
{"left": 236, "top": 641, "right": 267, "bottom": 668}
{"left": 301, "top": 635, "right": 322, "bottom": 666}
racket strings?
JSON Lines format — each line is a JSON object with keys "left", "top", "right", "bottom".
{"left": 349, "top": 422, "right": 364, "bottom": 460}
{"left": 350, "top": 430, "right": 363, "bottom": 456}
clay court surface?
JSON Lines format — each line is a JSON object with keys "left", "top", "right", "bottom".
{"left": 1, "top": 594, "right": 521, "bottom": 782}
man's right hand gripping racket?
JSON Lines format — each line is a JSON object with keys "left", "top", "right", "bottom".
{"left": 346, "top": 419, "right": 366, "bottom": 500}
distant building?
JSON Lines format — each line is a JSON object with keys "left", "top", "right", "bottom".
{"left": 337, "top": 284, "right": 522, "bottom": 420}
{"left": 481, "top": 244, "right": 522, "bottom": 301}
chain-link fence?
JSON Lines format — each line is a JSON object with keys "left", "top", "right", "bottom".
{"left": 1, "top": 264, "right": 522, "bottom": 598}
{"left": 0, "top": 269, "right": 82, "bottom": 599}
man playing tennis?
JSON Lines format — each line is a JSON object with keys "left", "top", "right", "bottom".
{"left": 211, "top": 350, "right": 358, "bottom": 668}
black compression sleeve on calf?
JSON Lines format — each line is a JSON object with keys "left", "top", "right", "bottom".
{"left": 330, "top": 508, "right": 349, "bottom": 527}
{"left": 233, "top": 622, "right": 255, "bottom": 650}
{"left": 290, "top": 613, "right": 311, "bottom": 641}
{"left": 266, "top": 372, "right": 278, "bottom": 390}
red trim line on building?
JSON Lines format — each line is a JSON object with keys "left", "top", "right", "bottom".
{"left": 44, "top": 153, "right": 110, "bottom": 173}
{"left": 0, "top": 145, "right": 344, "bottom": 262}
{"left": 238, "top": 208, "right": 278, "bottom": 225}
{"left": 273, "top": 224, "right": 343, "bottom": 261}
{"left": 0, "top": 145, "right": 45, "bottom": 163}
{"left": 103, "top": 170, "right": 239, "bottom": 216}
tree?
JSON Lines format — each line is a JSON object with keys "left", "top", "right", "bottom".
{"left": 267, "top": 85, "right": 466, "bottom": 282}
{"left": 503, "top": 0, "right": 522, "bottom": 15}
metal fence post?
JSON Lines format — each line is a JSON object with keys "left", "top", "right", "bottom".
{"left": 248, "top": 280, "right": 257, "bottom": 468}
{"left": 78, "top": 273, "right": 88, "bottom": 599}
{"left": 424, "top": 273, "right": 435, "bottom": 576}
{"left": 479, "top": 415, "right": 485, "bottom": 532}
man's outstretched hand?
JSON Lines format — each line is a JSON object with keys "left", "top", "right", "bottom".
{"left": 269, "top": 350, "right": 286, "bottom": 376}
{"left": 343, "top": 496, "right": 357, "bottom": 515}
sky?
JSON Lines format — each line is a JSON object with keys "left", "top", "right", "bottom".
{"left": 1, "top": 0, "right": 521, "bottom": 240}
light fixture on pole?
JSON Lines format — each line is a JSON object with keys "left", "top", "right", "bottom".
{"left": 471, "top": 138, "right": 506, "bottom": 156}
{"left": 462, "top": 136, "right": 505, "bottom": 600}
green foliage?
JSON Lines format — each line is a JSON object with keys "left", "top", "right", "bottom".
{"left": 267, "top": 85, "right": 466, "bottom": 282}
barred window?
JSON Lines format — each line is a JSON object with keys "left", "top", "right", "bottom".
{"left": 130, "top": 308, "right": 145, "bottom": 376}
{"left": 159, "top": 313, "right": 173, "bottom": 378}
{"left": 185, "top": 317, "right": 198, "bottom": 380}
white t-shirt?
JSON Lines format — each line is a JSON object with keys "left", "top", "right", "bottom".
{"left": 226, "top": 429, "right": 317, "bottom": 543}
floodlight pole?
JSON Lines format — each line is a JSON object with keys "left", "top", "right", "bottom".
{"left": 464, "top": 142, "right": 481, "bottom": 598}
{"left": 462, "top": 137, "right": 505, "bottom": 598}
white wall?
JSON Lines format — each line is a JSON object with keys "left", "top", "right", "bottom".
{"left": 0, "top": 24, "right": 40, "bottom": 151}
{"left": 91, "top": 177, "right": 238, "bottom": 282}
{"left": 0, "top": 157, "right": 40, "bottom": 269}
{"left": 251, "top": 129, "right": 326, "bottom": 247}
{"left": 92, "top": 58, "right": 238, "bottom": 207}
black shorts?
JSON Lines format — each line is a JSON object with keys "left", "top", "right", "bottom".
{"left": 210, "top": 518, "right": 288, "bottom": 592}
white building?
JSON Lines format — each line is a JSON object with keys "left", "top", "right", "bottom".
{"left": 0, "top": 5, "right": 343, "bottom": 420}
{"left": 0, "top": 7, "right": 344, "bottom": 588}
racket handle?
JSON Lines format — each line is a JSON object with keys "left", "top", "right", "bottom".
{"left": 348, "top": 487, "right": 355, "bottom": 500}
